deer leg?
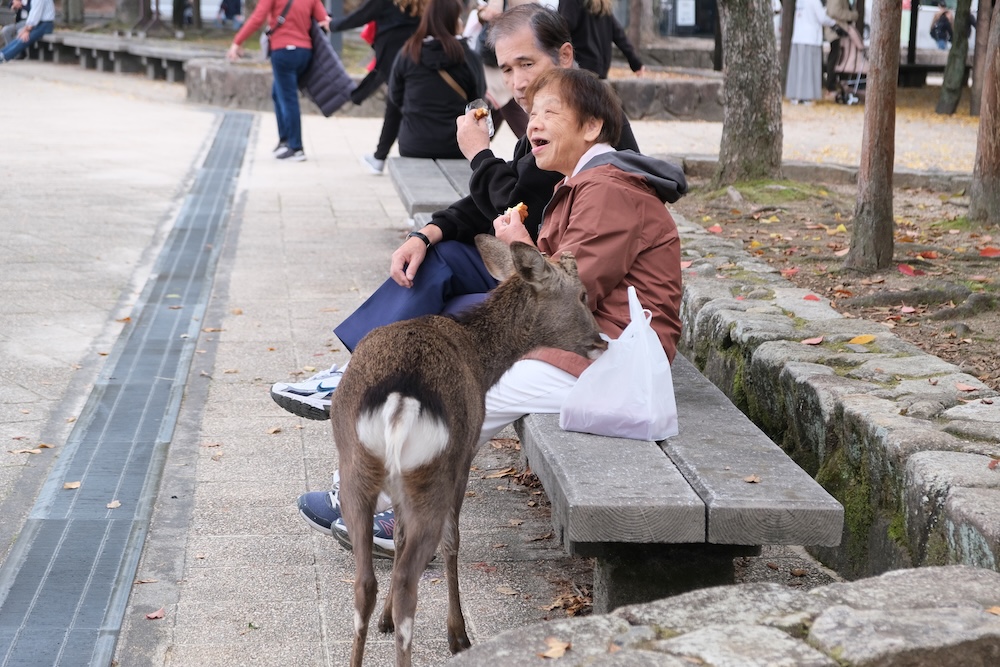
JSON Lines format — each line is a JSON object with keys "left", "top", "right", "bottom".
{"left": 339, "top": 460, "right": 381, "bottom": 667}
{"left": 391, "top": 508, "right": 444, "bottom": 667}
{"left": 378, "top": 513, "right": 402, "bottom": 634}
{"left": 443, "top": 489, "right": 471, "bottom": 653}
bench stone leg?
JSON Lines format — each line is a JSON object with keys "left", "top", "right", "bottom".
{"left": 592, "top": 543, "right": 761, "bottom": 614}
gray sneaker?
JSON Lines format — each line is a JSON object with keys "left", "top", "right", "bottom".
{"left": 269, "top": 364, "right": 343, "bottom": 420}
{"left": 361, "top": 154, "right": 385, "bottom": 174}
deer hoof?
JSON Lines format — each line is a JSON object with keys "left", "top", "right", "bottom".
{"left": 448, "top": 632, "right": 471, "bottom": 654}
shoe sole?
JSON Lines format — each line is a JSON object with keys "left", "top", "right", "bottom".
{"left": 332, "top": 526, "right": 395, "bottom": 560}
{"left": 270, "top": 389, "right": 330, "bottom": 421}
{"left": 299, "top": 507, "right": 334, "bottom": 535}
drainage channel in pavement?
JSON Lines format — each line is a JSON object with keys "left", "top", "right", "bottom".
{"left": 0, "top": 111, "right": 253, "bottom": 667}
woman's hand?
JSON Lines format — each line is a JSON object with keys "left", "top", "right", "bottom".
{"left": 493, "top": 209, "right": 533, "bottom": 246}
{"left": 319, "top": 16, "right": 331, "bottom": 32}
{"left": 226, "top": 43, "right": 244, "bottom": 62}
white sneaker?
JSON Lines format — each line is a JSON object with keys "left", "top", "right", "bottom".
{"left": 277, "top": 147, "right": 306, "bottom": 162}
{"left": 361, "top": 154, "right": 385, "bottom": 174}
{"left": 269, "top": 364, "right": 344, "bottom": 420}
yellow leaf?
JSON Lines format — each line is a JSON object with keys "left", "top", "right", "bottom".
{"left": 107, "top": 500, "right": 122, "bottom": 509}
{"left": 267, "top": 427, "right": 282, "bottom": 434}
{"left": 539, "top": 636, "right": 571, "bottom": 659}
{"left": 848, "top": 335, "right": 876, "bottom": 345}
{"left": 986, "top": 606, "right": 1000, "bottom": 615}
{"left": 64, "top": 481, "right": 82, "bottom": 490}
{"left": 749, "top": 240, "right": 762, "bottom": 249}
{"left": 765, "top": 215, "right": 780, "bottom": 223}
{"left": 836, "top": 224, "right": 848, "bottom": 233}
{"left": 701, "top": 215, "right": 712, "bottom": 222}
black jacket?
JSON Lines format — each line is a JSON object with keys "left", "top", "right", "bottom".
{"left": 299, "top": 22, "right": 356, "bottom": 117}
{"left": 389, "top": 38, "right": 486, "bottom": 159}
{"left": 330, "top": 0, "right": 421, "bottom": 102}
{"left": 429, "top": 118, "right": 640, "bottom": 244}
{"left": 558, "top": 0, "right": 643, "bottom": 78}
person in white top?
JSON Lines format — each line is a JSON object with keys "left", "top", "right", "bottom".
{"left": 0, "top": 0, "right": 54, "bottom": 63}
{"left": 785, "top": 0, "right": 836, "bottom": 104}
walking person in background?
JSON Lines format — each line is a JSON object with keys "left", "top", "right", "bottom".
{"left": 930, "top": 1, "right": 954, "bottom": 50}
{"left": 557, "top": 0, "right": 643, "bottom": 79}
{"left": 823, "top": 0, "right": 857, "bottom": 100}
{"left": 388, "top": 0, "right": 486, "bottom": 159}
{"left": 227, "top": 0, "right": 330, "bottom": 161}
{"left": 785, "top": 0, "right": 836, "bottom": 104}
{"left": 0, "top": 0, "right": 51, "bottom": 64}
{"left": 328, "top": 0, "right": 424, "bottom": 173}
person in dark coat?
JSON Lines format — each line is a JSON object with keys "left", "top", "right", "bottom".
{"left": 328, "top": 0, "right": 423, "bottom": 172}
{"left": 557, "top": 0, "right": 643, "bottom": 79}
{"left": 388, "top": 0, "right": 486, "bottom": 159}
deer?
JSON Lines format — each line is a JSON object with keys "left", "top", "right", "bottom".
{"left": 331, "top": 234, "right": 607, "bottom": 667}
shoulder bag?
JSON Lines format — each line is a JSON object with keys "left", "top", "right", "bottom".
{"left": 260, "top": 0, "right": 296, "bottom": 59}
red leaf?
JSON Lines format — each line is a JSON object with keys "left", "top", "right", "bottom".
{"left": 145, "top": 607, "right": 165, "bottom": 620}
{"left": 979, "top": 247, "right": 1000, "bottom": 258}
{"left": 801, "top": 336, "right": 824, "bottom": 345}
{"left": 897, "top": 264, "right": 925, "bottom": 276}
{"left": 954, "top": 383, "right": 978, "bottom": 392}
{"left": 780, "top": 267, "right": 800, "bottom": 277}
{"left": 900, "top": 306, "right": 917, "bottom": 313}
{"left": 707, "top": 225, "right": 723, "bottom": 234}
{"left": 803, "top": 294, "right": 821, "bottom": 301}
{"left": 989, "top": 459, "right": 999, "bottom": 470}
{"left": 680, "top": 260, "right": 693, "bottom": 269}
{"left": 916, "top": 250, "right": 939, "bottom": 259}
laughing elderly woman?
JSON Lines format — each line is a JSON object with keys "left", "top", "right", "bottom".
{"left": 481, "top": 66, "right": 686, "bottom": 442}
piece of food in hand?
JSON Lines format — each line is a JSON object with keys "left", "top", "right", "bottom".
{"left": 473, "top": 107, "right": 490, "bottom": 120}
{"left": 505, "top": 202, "right": 528, "bottom": 222}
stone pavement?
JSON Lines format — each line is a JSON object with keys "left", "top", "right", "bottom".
{"left": 0, "top": 60, "right": 982, "bottom": 667}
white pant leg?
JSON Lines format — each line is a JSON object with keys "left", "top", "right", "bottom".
{"left": 479, "top": 360, "right": 577, "bottom": 446}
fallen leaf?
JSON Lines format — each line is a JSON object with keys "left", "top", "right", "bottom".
{"left": 848, "top": 334, "right": 876, "bottom": 345}
{"left": 539, "top": 636, "right": 571, "bottom": 659}
{"left": 145, "top": 607, "right": 165, "bottom": 620}
{"left": 168, "top": 305, "right": 183, "bottom": 310}
{"left": 116, "top": 316, "right": 132, "bottom": 323}
{"left": 223, "top": 369, "right": 239, "bottom": 374}
{"left": 979, "top": 247, "right": 1000, "bottom": 258}
{"left": 780, "top": 267, "right": 799, "bottom": 278}
{"left": 835, "top": 224, "right": 848, "bottom": 233}
{"left": 135, "top": 578, "right": 158, "bottom": 584}
{"left": 508, "top": 519, "right": 524, "bottom": 526}
{"left": 900, "top": 306, "right": 917, "bottom": 314}
{"left": 496, "top": 585, "right": 519, "bottom": 596}
{"left": 266, "top": 426, "right": 282, "bottom": 434}
{"left": 484, "top": 467, "right": 517, "bottom": 479}
{"left": 897, "top": 263, "right": 926, "bottom": 276}
{"left": 766, "top": 562, "right": 779, "bottom": 570}
{"left": 988, "top": 460, "right": 998, "bottom": 470}
{"left": 706, "top": 225, "right": 723, "bottom": 234}
{"left": 801, "top": 336, "right": 824, "bottom": 345}
{"left": 834, "top": 247, "right": 850, "bottom": 257}
{"left": 64, "top": 481, "right": 81, "bottom": 490}
{"left": 106, "top": 500, "right": 122, "bottom": 509}
{"left": 986, "top": 605, "right": 1000, "bottom": 614}
{"left": 803, "top": 294, "right": 821, "bottom": 301}
{"left": 916, "top": 250, "right": 939, "bottom": 260}
{"left": 955, "top": 383, "right": 978, "bottom": 392}
{"left": 744, "top": 475, "right": 761, "bottom": 483}
{"left": 9, "top": 448, "right": 42, "bottom": 455}
{"left": 231, "top": 308, "right": 244, "bottom": 315}
{"left": 928, "top": 378, "right": 939, "bottom": 386}
{"left": 680, "top": 260, "right": 693, "bottom": 269}
{"left": 790, "top": 568, "right": 808, "bottom": 577}
{"left": 202, "top": 327, "right": 224, "bottom": 333}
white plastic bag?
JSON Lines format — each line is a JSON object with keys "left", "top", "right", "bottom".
{"left": 559, "top": 286, "right": 678, "bottom": 441}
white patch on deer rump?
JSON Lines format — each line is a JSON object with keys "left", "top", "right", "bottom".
{"left": 356, "top": 392, "right": 450, "bottom": 476}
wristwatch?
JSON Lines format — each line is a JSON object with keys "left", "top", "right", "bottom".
{"left": 407, "top": 231, "right": 431, "bottom": 247}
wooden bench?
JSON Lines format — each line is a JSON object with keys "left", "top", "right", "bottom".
{"left": 27, "top": 32, "right": 222, "bottom": 83}
{"left": 516, "top": 353, "right": 844, "bottom": 613}
{"left": 387, "top": 157, "right": 471, "bottom": 226}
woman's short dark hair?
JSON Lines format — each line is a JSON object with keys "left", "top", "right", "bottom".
{"left": 525, "top": 68, "right": 623, "bottom": 146}
{"left": 404, "top": 0, "right": 464, "bottom": 64}
{"left": 486, "top": 4, "right": 571, "bottom": 66}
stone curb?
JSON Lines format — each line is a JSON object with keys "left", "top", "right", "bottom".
{"left": 183, "top": 58, "right": 724, "bottom": 122}
{"left": 669, "top": 212, "right": 999, "bottom": 581}
{"left": 447, "top": 566, "right": 1000, "bottom": 665}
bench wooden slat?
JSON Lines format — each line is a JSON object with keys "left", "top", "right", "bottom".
{"left": 436, "top": 159, "right": 473, "bottom": 199}
{"left": 663, "top": 355, "right": 843, "bottom": 547}
{"left": 387, "top": 157, "right": 462, "bottom": 216}
{"left": 517, "top": 413, "right": 706, "bottom": 551}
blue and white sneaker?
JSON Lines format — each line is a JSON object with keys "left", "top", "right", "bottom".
{"left": 298, "top": 490, "right": 342, "bottom": 535}
{"left": 270, "top": 363, "right": 344, "bottom": 420}
{"left": 332, "top": 509, "right": 396, "bottom": 560}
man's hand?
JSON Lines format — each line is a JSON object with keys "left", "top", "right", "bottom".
{"left": 17, "top": 26, "right": 29, "bottom": 42}
{"left": 390, "top": 236, "right": 430, "bottom": 288}
{"left": 12, "top": 0, "right": 23, "bottom": 11}
{"left": 493, "top": 209, "right": 533, "bottom": 246}
{"left": 456, "top": 108, "right": 491, "bottom": 161}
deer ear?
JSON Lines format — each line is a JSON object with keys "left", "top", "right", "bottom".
{"left": 508, "top": 241, "right": 554, "bottom": 289}
{"left": 476, "top": 234, "right": 516, "bottom": 281}
{"left": 557, "top": 251, "right": 579, "bottom": 279}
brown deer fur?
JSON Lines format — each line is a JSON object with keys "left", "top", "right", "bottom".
{"left": 331, "top": 235, "right": 606, "bottom": 666}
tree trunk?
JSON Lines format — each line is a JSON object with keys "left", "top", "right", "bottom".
{"left": 713, "top": 0, "right": 783, "bottom": 186}
{"left": 117, "top": 0, "right": 145, "bottom": 25}
{"left": 971, "top": 0, "right": 994, "bottom": 115}
{"left": 845, "top": 0, "right": 900, "bottom": 273}
{"left": 628, "top": 0, "right": 642, "bottom": 48}
{"left": 969, "top": 1, "right": 1000, "bottom": 224}
{"left": 936, "top": 0, "right": 975, "bottom": 114}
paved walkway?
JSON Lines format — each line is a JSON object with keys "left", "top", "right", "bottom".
{"left": 0, "top": 61, "right": 981, "bottom": 666}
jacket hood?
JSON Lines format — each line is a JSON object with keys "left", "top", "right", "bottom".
{"left": 420, "top": 37, "right": 466, "bottom": 70}
{"left": 581, "top": 150, "right": 688, "bottom": 204}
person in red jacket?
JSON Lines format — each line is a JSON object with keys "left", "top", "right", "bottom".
{"left": 227, "top": 0, "right": 330, "bottom": 161}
